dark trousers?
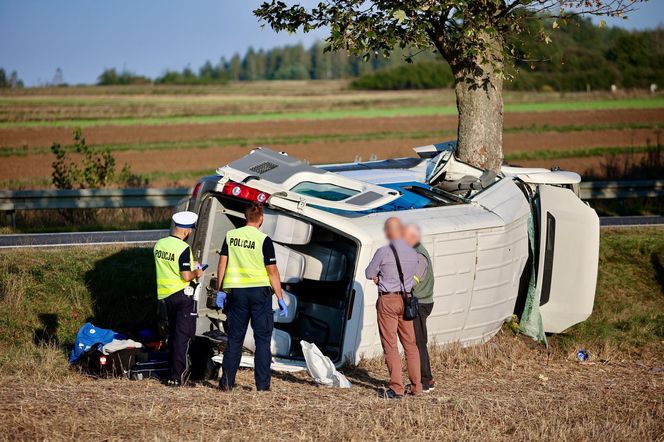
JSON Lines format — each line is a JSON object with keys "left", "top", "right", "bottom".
{"left": 413, "top": 302, "right": 434, "bottom": 384}
{"left": 162, "top": 290, "right": 196, "bottom": 383}
{"left": 221, "top": 286, "right": 273, "bottom": 391}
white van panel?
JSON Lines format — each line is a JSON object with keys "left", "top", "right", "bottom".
{"left": 421, "top": 231, "right": 478, "bottom": 341}
{"left": 352, "top": 213, "right": 529, "bottom": 362}
{"left": 462, "top": 216, "right": 529, "bottom": 342}
{"left": 473, "top": 178, "right": 531, "bottom": 223}
{"left": 537, "top": 185, "right": 599, "bottom": 333}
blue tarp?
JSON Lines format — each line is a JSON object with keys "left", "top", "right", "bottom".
{"left": 69, "top": 322, "right": 117, "bottom": 363}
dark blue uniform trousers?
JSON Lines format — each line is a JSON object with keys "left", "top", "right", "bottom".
{"left": 163, "top": 289, "right": 196, "bottom": 383}
{"left": 221, "top": 286, "right": 273, "bottom": 391}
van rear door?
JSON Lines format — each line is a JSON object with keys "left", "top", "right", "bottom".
{"left": 536, "top": 185, "right": 600, "bottom": 333}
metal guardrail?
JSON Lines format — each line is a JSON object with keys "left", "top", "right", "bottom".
{"left": 0, "top": 188, "right": 190, "bottom": 211}
{"left": 0, "top": 180, "right": 662, "bottom": 213}
{"left": 579, "top": 180, "right": 664, "bottom": 200}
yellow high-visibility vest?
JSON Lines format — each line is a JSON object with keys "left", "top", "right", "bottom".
{"left": 154, "top": 236, "right": 193, "bottom": 299}
{"left": 223, "top": 226, "right": 270, "bottom": 289}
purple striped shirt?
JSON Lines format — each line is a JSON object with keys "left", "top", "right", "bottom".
{"left": 365, "top": 239, "right": 427, "bottom": 293}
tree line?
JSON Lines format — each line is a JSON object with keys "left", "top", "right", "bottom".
{"left": 97, "top": 18, "right": 662, "bottom": 92}
{"left": 98, "top": 42, "right": 417, "bottom": 86}
{"left": 0, "top": 68, "right": 24, "bottom": 89}
{"left": 354, "top": 18, "right": 663, "bottom": 91}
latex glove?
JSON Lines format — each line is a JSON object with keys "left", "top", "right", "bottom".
{"left": 215, "top": 291, "right": 227, "bottom": 309}
{"left": 277, "top": 299, "right": 288, "bottom": 318}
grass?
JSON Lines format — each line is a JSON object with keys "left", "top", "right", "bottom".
{"left": 557, "top": 228, "right": 664, "bottom": 348}
{"left": 0, "top": 229, "right": 662, "bottom": 355}
{"left": 0, "top": 229, "right": 662, "bottom": 439}
{"left": 0, "top": 207, "right": 172, "bottom": 234}
{"left": 1, "top": 97, "right": 662, "bottom": 129}
{"left": 0, "top": 229, "right": 662, "bottom": 440}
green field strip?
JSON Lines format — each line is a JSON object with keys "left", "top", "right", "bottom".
{"left": 1, "top": 122, "right": 660, "bottom": 157}
{"left": 0, "top": 97, "right": 662, "bottom": 129}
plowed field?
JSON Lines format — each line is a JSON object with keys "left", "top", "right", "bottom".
{"left": 0, "top": 84, "right": 661, "bottom": 188}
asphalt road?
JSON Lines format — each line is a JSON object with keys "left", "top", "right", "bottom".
{"left": 0, "top": 217, "right": 662, "bottom": 249}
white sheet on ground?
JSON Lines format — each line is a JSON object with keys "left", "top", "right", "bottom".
{"left": 101, "top": 339, "right": 143, "bottom": 355}
{"left": 301, "top": 340, "right": 351, "bottom": 388}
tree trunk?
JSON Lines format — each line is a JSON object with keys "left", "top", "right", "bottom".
{"left": 451, "top": 43, "right": 504, "bottom": 172}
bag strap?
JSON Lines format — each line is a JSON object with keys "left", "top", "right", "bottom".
{"left": 389, "top": 244, "right": 407, "bottom": 295}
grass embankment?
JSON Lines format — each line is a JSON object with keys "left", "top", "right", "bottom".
{"left": 0, "top": 229, "right": 662, "bottom": 439}
{"left": 1, "top": 229, "right": 661, "bottom": 357}
{"left": 1, "top": 97, "right": 662, "bottom": 129}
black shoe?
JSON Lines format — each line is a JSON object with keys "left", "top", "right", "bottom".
{"left": 219, "top": 382, "right": 233, "bottom": 392}
{"left": 166, "top": 379, "right": 181, "bottom": 387}
{"left": 380, "top": 388, "right": 403, "bottom": 399}
{"left": 423, "top": 380, "right": 436, "bottom": 392}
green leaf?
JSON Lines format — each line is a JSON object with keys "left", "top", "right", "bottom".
{"left": 599, "top": 19, "right": 607, "bottom": 28}
{"left": 393, "top": 9, "right": 406, "bottom": 24}
{"left": 552, "top": 20, "right": 559, "bottom": 29}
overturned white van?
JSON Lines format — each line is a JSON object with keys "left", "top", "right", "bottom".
{"left": 183, "top": 143, "right": 599, "bottom": 367}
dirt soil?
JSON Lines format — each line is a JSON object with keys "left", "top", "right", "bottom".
{"left": 1, "top": 335, "right": 662, "bottom": 441}
{"left": 0, "top": 128, "right": 660, "bottom": 185}
{"left": 1, "top": 108, "right": 662, "bottom": 148}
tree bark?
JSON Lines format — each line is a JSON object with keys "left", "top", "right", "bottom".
{"left": 450, "top": 41, "right": 504, "bottom": 172}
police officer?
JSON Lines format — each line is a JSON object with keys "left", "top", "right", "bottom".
{"left": 154, "top": 211, "right": 205, "bottom": 387}
{"left": 215, "top": 203, "right": 288, "bottom": 392}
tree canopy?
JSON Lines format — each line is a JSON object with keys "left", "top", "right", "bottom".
{"left": 254, "top": 0, "right": 648, "bottom": 170}
{"left": 254, "top": 1, "right": 646, "bottom": 71}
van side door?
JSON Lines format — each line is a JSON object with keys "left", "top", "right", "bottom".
{"left": 535, "top": 185, "right": 600, "bottom": 333}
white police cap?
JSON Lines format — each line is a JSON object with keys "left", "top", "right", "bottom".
{"left": 172, "top": 211, "right": 198, "bottom": 228}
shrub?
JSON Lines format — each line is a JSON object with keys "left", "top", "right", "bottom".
{"left": 97, "top": 68, "right": 151, "bottom": 86}
{"left": 51, "top": 129, "right": 148, "bottom": 190}
{"left": 351, "top": 61, "right": 454, "bottom": 90}
{"left": 50, "top": 129, "right": 147, "bottom": 223}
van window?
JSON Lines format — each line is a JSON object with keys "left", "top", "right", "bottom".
{"left": 401, "top": 185, "right": 462, "bottom": 206}
{"left": 291, "top": 182, "right": 360, "bottom": 202}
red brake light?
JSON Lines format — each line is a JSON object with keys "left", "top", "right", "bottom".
{"left": 192, "top": 182, "right": 202, "bottom": 199}
{"left": 222, "top": 181, "right": 270, "bottom": 204}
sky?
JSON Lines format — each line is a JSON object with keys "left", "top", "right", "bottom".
{"left": 1, "top": 0, "right": 662, "bottom": 86}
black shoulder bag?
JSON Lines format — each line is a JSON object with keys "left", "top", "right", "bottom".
{"left": 389, "top": 244, "right": 419, "bottom": 321}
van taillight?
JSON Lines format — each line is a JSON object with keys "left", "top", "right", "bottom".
{"left": 192, "top": 182, "right": 202, "bottom": 199}
{"left": 221, "top": 181, "right": 270, "bottom": 204}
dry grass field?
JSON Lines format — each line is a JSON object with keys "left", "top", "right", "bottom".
{"left": 0, "top": 81, "right": 662, "bottom": 189}
{"left": 0, "top": 229, "right": 663, "bottom": 441}
{"left": 1, "top": 335, "right": 662, "bottom": 441}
